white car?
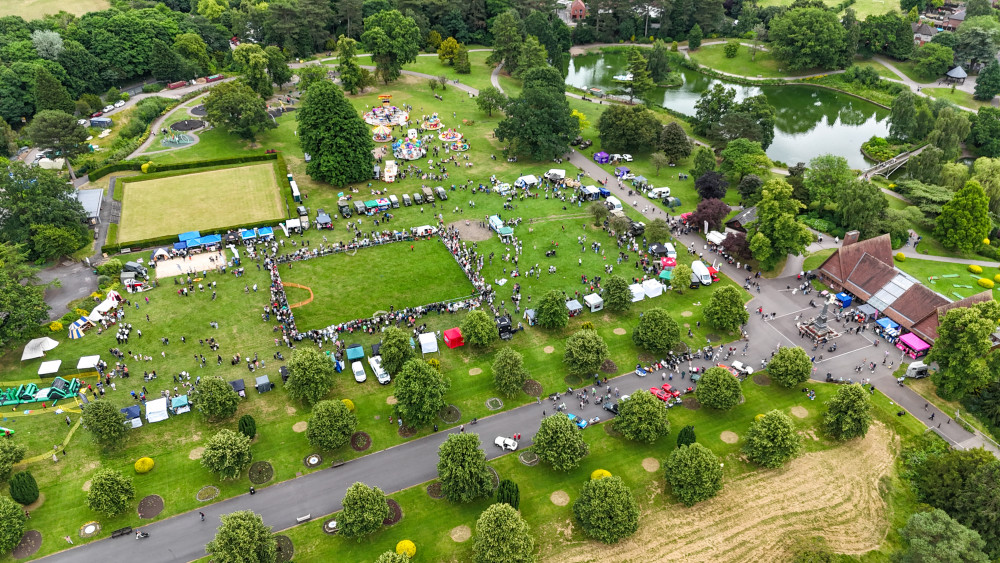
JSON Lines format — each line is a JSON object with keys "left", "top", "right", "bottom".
{"left": 114, "top": 100, "right": 126, "bottom": 108}
{"left": 621, "top": 154, "right": 633, "bottom": 162}
{"left": 77, "top": 119, "right": 88, "bottom": 126}
{"left": 103, "top": 105, "right": 114, "bottom": 113}
{"left": 351, "top": 361, "right": 366, "bottom": 383}
{"left": 495, "top": 436, "right": 518, "bottom": 451}
{"left": 368, "top": 355, "right": 390, "bottom": 384}
{"left": 622, "top": 173, "right": 636, "bottom": 181}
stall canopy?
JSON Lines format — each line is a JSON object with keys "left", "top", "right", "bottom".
{"left": 38, "top": 360, "right": 61, "bottom": 376}
{"left": 171, "top": 395, "right": 190, "bottom": 414}
{"left": 199, "top": 234, "right": 221, "bottom": 246}
{"left": 145, "top": 398, "right": 169, "bottom": 423}
{"left": 566, "top": 299, "right": 583, "bottom": 314}
{"left": 857, "top": 304, "right": 878, "bottom": 318}
{"left": 629, "top": 283, "right": 645, "bottom": 302}
{"left": 443, "top": 328, "right": 464, "bottom": 348}
{"left": 899, "top": 333, "right": 931, "bottom": 353}
{"left": 615, "top": 166, "right": 630, "bottom": 176}
{"left": 258, "top": 227, "right": 274, "bottom": 239}
{"left": 419, "top": 332, "right": 438, "bottom": 355}
{"left": 151, "top": 248, "right": 170, "bottom": 261}
{"left": 707, "top": 231, "right": 726, "bottom": 245}
{"left": 594, "top": 151, "right": 610, "bottom": 164}
{"left": 584, "top": 293, "right": 603, "bottom": 312}
{"left": 77, "top": 355, "right": 101, "bottom": 371}
{"left": 173, "top": 241, "right": 187, "bottom": 250}
{"left": 178, "top": 231, "right": 201, "bottom": 242}
{"left": 876, "top": 317, "right": 899, "bottom": 331}
{"left": 659, "top": 269, "right": 672, "bottom": 280}
{"left": 365, "top": 200, "right": 379, "bottom": 209}
{"left": 836, "top": 292, "right": 853, "bottom": 307}
{"left": 22, "top": 337, "right": 59, "bottom": 361}
{"left": 581, "top": 186, "right": 599, "bottom": 199}
{"left": 240, "top": 229, "right": 257, "bottom": 240}
{"left": 255, "top": 375, "right": 272, "bottom": 393}
{"left": 229, "top": 378, "right": 246, "bottom": 397}
{"left": 346, "top": 345, "right": 365, "bottom": 361}
{"left": 120, "top": 405, "right": 141, "bottom": 420}
{"left": 660, "top": 257, "right": 677, "bottom": 269}
{"left": 642, "top": 279, "right": 664, "bottom": 298}
{"left": 648, "top": 243, "right": 667, "bottom": 256}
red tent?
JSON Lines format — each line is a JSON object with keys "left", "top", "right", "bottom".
{"left": 660, "top": 257, "right": 676, "bottom": 269}
{"left": 443, "top": 328, "right": 464, "bottom": 348}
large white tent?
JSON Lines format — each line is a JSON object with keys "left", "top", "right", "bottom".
{"left": 418, "top": 332, "right": 438, "bottom": 355}
{"left": 77, "top": 355, "right": 101, "bottom": 371}
{"left": 584, "top": 293, "right": 603, "bottom": 312}
{"left": 628, "top": 283, "right": 645, "bottom": 302}
{"left": 642, "top": 279, "right": 664, "bottom": 298}
{"left": 21, "top": 337, "right": 59, "bottom": 361}
{"left": 89, "top": 290, "right": 123, "bottom": 322}
{"left": 38, "top": 360, "right": 62, "bottom": 376}
{"left": 145, "top": 397, "right": 169, "bottom": 423}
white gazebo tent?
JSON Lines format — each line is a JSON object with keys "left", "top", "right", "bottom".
{"left": 642, "top": 279, "right": 664, "bottom": 298}
{"left": 21, "top": 337, "right": 59, "bottom": 361}
{"left": 77, "top": 355, "right": 101, "bottom": 372}
{"left": 628, "top": 283, "right": 645, "bottom": 302}
{"left": 418, "top": 332, "right": 438, "bottom": 355}
{"left": 38, "top": 360, "right": 62, "bottom": 376}
{"left": 145, "top": 397, "right": 169, "bottom": 423}
{"left": 584, "top": 293, "right": 603, "bottom": 312}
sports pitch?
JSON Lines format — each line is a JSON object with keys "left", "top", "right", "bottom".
{"left": 117, "top": 164, "right": 286, "bottom": 243}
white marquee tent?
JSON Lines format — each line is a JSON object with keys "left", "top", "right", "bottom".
{"left": 642, "top": 279, "right": 664, "bottom": 298}
{"left": 628, "top": 283, "right": 645, "bottom": 302}
{"left": 418, "top": 332, "right": 438, "bottom": 355}
{"left": 77, "top": 355, "right": 101, "bottom": 371}
{"left": 145, "top": 397, "right": 169, "bottom": 423}
{"left": 584, "top": 293, "right": 603, "bottom": 312}
{"left": 21, "top": 337, "right": 59, "bottom": 361}
{"left": 88, "top": 290, "right": 123, "bottom": 323}
{"left": 38, "top": 360, "right": 62, "bottom": 376}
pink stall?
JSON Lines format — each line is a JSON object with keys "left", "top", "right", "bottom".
{"left": 896, "top": 332, "right": 930, "bottom": 359}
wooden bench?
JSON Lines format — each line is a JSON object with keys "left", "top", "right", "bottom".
{"left": 296, "top": 514, "right": 311, "bottom": 523}
{"left": 110, "top": 527, "right": 133, "bottom": 539}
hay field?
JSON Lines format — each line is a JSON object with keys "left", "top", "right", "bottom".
{"left": 118, "top": 163, "right": 285, "bottom": 243}
{"left": 0, "top": 0, "right": 109, "bottom": 19}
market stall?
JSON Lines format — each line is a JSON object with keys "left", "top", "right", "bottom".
{"left": 37, "top": 360, "right": 61, "bottom": 377}
{"left": 628, "top": 283, "right": 645, "bottom": 302}
{"left": 897, "top": 332, "right": 930, "bottom": 359}
{"left": 854, "top": 303, "right": 878, "bottom": 322}
{"left": 566, "top": 299, "right": 583, "bottom": 317}
{"left": 584, "top": 293, "right": 603, "bottom": 312}
{"left": 874, "top": 317, "right": 900, "bottom": 343}
{"left": 21, "top": 337, "right": 59, "bottom": 361}
{"left": 418, "top": 332, "right": 438, "bottom": 355}
{"left": 642, "top": 279, "right": 664, "bottom": 298}
{"left": 145, "top": 398, "right": 169, "bottom": 423}
{"left": 836, "top": 292, "right": 853, "bottom": 308}
{"left": 443, "top": 328, "right": 464, "bottom": 348}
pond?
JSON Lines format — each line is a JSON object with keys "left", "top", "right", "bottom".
{"left": 565, "top": 51, "right": 889, "bottom": 168}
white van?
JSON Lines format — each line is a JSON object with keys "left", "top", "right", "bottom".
{"left": 605, "top": 196, "right": 623, "bottom": 211}
{"left": 545, "top": 169, "right": 565, "bottom": 181}
{"left": 369, "top": 355, "right": 390, "bottom": 384}
{"left": 648, "top": 187, "right": 671, "bottom": 199}
{"left": 691, "top": 261, "right": 712, "bottom": 285}
{"left": 664, "top": 243, "right": 677, "bottom": 259}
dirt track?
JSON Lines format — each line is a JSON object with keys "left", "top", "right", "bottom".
{"left": 543, "top": 423, "right": 897, "bottom": 563}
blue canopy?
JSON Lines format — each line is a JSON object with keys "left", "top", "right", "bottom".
{"left": 171, "top": 395, "right": 188, "bottom": 408}
{"left": 173, "top": 241, "right": 187, "bottom": 250}
{"left": 185, "top": 237, "right": 202, "bottom": 247}
{"left": 240, "top": 229, "right": 257, "bottom": 239}
{"left": 257, "top": 227, "right": 274, "bottom": 237}
{"left": 835, "top": 292, "right": 852, "bottom": 307}
{"left": 876, "top": 317, "right": 899, "bottom": 330}
{"left": 200, "top": 234, "right": 221, "bottom": 245}
{"left": 120, "top": 405, "right": 141, "bottom": 420}
{"left": 346, "top": 345, "right": 365, "bottom": 361}
{"left": 178, "top": 231, "right": 200, "bottom": 242}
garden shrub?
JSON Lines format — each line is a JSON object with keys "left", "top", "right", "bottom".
{"left": 994, "top": 274, "right": 1000, "bottom": 284}
{"left": 134, "top": 457, "right": 155, "bottom": 473}
{"left": 591, "top": 469, "right": 612, "bottom": 480}
{"left": 341, "top": 399, "right": 355, "bottom": 412}
{"left": 96, "top": 258, "right": 123, "bottom": 276}
{"left": 396, "top": 540, "right": 416, "bottom": 557}
{"left": 895, "top": 252, "right": 905, "bottom": 262}
{"left": 75, "top": 308, "right": 89, "bottom": 317}
{"left": 969, "top": 264, "right": 984, "bottom": 274}
{"left": 49, "top": 321, "right": 63, "bottom": 332}
{"left": 96, "top": 275, "right": 110, "bottom": 288}
{"left": 238, "top": 415, "right": 257, "bottom": 439}
{"left": 861, "top": 136, "right": 897, "bottom": 162}
{"left": 978, "top": 278, "right": 994, "bottom": 289}
{"left": 580, "top": 321, "right": 595, "bottom": 330}
{"left": 9, "top": 471, "right": 38, "bottom": 505}
{"left": 426, "top": 358, "right": 442, "bottom": 372}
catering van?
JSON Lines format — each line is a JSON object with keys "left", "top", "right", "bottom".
{"left": 664, "top": 243, "right": 677, "bottom": 259}
{"left": 648, "top": 187, "right": 671, "bottom": 199}
{"left": 691, "top": 261, "right": 712, "bottom": 285}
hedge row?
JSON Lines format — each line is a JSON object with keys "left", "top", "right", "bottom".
{"left": 90, "top": 153, "right": 279, "bottom": 181}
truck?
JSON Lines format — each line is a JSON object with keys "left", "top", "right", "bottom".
{"left": 388, "top": 195, "right": 399, "bottom": 208}
{"left": 296, "top": 205, "right": 310, "bottom": 230}
{"left": 338, "top": 198, "right": 352, "bottom": 218}
{"left": 691, "top": 261, "right": 712, "bottom": 285}
{"left": 123, "top": 261, "right": 148, "bottom": 278}
{"left": 422, "top": 186, "right": 435, "bottom": 202}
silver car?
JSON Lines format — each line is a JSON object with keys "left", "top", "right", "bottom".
{"left": 351, "top": 361, "right": 366, "bottom": 383}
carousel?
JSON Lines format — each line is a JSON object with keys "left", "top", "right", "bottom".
{"left": 364, "top": 106, "right": 409, "bottom": 126}
{"left": 372, "top": 124, "right": 392, "bottom": 142}
{"left": 393, "top": 138, "right": 426, "bottom": 161}
{"left": 450, "top": 141, "right": 470, "bottom": 151}
{"left": 438, "top": 128, "right": 462, "bottom": 142}
{"left": 421, "top": 113, "right": 443, "bottom": 131}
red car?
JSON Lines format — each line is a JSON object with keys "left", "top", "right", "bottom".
{"left": 90, "top": 111, "right": 103, "bottom": 117}
{"left": 650, "top": 387, "right": 670, "bottom": 402}
{"left": 717, "top": 364, "right": 741, "bottom": 377}
{"left": 661, "top": 384, "right": 681, "bottom": 398}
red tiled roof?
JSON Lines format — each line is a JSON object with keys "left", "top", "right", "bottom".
{"left": 841, "top": 254, "right": 897, "bottom": 300}
{"left": 817, "top": 233, "right": 893, "bottom": 287}
{"left": 885, "top": 284, "right": 949, "bottom": 329}
{"left": 911, "top": 291, "right": 994, "bottom": 342}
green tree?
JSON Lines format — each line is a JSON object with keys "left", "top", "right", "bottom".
{"left": 206, "top": 510, "right": 277, "bottom": 563}
{"left": 687, "top": 23, "right": 703, "bottom": 50}
{"left": 836, "top": 179, "right": 889, "bottom": 239}
{"left": 362, "top": 10, "right": 421, "bottom": 83}
{"left": 913, "top": 42, "right": 955, "bottom": 79}
{"left": 192, "top": 376, "right": 240, "bottom": 421}
{"left": 695, "top": 366, "right": 743, "bottom": 410}
{"left": 33, "top": 66, "right": 74, "bottom": 114}
{"left": 233, "top": 43, "right": 272, "bottom": 98}
{"left": 173, "top": 33, "right": 212, "bottom": 75}
{"left": 972, "top": 107, "right": 1000, "bottom": 158}
{"left": 912, "top": 448, "right": 994, "bottom": 514}
{"left": 455, "top": 44, "right": 471, "bottom": 74}
{"left": 768, "top": 7, "right": 850, "bottom": 70}
{"left": 614, "top": 390, "right": 670, "bottom": 443}
{"left": 590, "top": 200, "right": 610, "bottom": 225}
{"left": 515, "top": 35, "right": 548, "bottom": 78}
{"left": 975, "top": 59, "right": 1000, "bottom": 101}
{"left": 461, "top": 309, "right": 498, "bottom": 347}
{"left": 614, "top": 46, "right": 654, "bottom": 103}
{"left": 677, "top": 425, "right": 697, "bottom": 447}
{"left": 804, "top": 154, "right": 853, "bottom": 209}
{"left": 29, "top": 224, "right": 85, "bottom": 262}
{"left": 897, "top": 509, "right": 989, "bottom": 563}
{"left": 956, "top": 461, "right": 1000, "bottom": 556}
{"left": 889, "top": 91, "right": 920, "bottom": 142}
{"left": 935, "top": 180, "right": 991, "bottom": 255}
{"left": 719, "top": 138, "right": 771, "bottom": 183}
{"left": 0, "top": 496, "right": 26, "bottom": 555}
{"left": 394, "top": 359, "right": 450, "bottom": 427}
{"left": 672, "top": 263, "right": 693, "bottom": 293}
{"left": 743, "top": 410, "right": 801, "bottom": 468}
{"left": 907, "top": 145, "right": 945, "bottom": 184}
{"left": 203, "top": 80, "right": 275, "bottom": 143}
{"left": 476, "top": 85, "right": 507, "bottom": 117}
{"left": 823, "top": 384, "right": 873, "bottom": 440}
{"left": 691, "top": 145, "right": 717, "bottom": 179}
{"left": 296, "top": 65, "right": 328, "bottom": 93}
{"left": 496, "top": 67, "right": 578, "bottom": 160}
{"left": 31, "top": 29, "right": 63, "bottom": 60}
{"left": 474, "top": 503, "right": 535, "bottom": 563}
{"left": 487, "top": 10, "right": 523, "bottom": 74}
{"left": 955, "top": 17, "right": 1000, "bottom": 68}
{"left": 660, "top": 121, "right": 692, "bottom": 164}
{"left": 928, "top": 107, "right": 972, "bottom": 161}
{"left": 495, "top": 479, "right": 520, "bottom": 509}
{"left": 285, "top": 347, "right": 334, "bottom": 405}
{"left": 603, "top": 274, "right": 631, "bottom": 312}
{"left": 336, "top": 36, "right": 364, "bottom": 95}
{"left": 264, "top": 45, "right": 293, "bottom": 89}
{"left": 563, "top": 329, "right": 610, "bottom": 376}
{"left": 632, "top": 307, "right": 681, "bottom": 357}
{"left": 437, "top": 433, "right": 493, "bottom": 503}
{"left": 86, "top": 469, "right": 135, "bottom": 516}
{"left": 379, "top": 326, "right": 414, "bottom": 376}
{"left": 533, "top": 413, "right": 589, "bottom": 471}
{"left": 536, "top": 289, "right": 569, "bottom": 329}
{"left": 492, "top": 347, "right": 529, "bottom": 398}
{"left": 81, "top": 399, "right": 128, "bottom": 448}
{"left": 857, "top": 13, "right": 914, "bottom": 59}
{"left": 298, "top": 80, "right": 374, "bottom": 186}
{"left": 929, "top": 301, "right": 1000, "bottom": 399}
{"left": 704, "top": 286, "right": 749, "bottom": 333}
{"left": 693, "top": 83, "right": 736, "bottom": 137}
{"left": 25, "top": 110, "right": 87, "bottom": 178}
{"left": 767, "top": 346, "right": 812, "bottom": 388}
{"left": 573, "top": 476, "right": 639, "bottom": 544}
{"left": 340, "top": 482, "right": 389, "bottom": 539}
{"left": 645, "top": 218, "right": 670, "bottom": 245}
{"left": 9, "top": 471, "right": 38, "bottom": 505}
{"left": 737, "top": 174, "right": 764, "bottom": 206}
{"left": 438, "top": 36, "right": 461, "bottom": 64}
{"left": 238, "top": 414, "right": 257, "bottom": 439}
{"left": 666, "top": 443, "right": 723, "bottom": 506}
{"left": 647, "top": 40, "right": 671, "bottom": 82}
{"left": 966, "top": 0, "right": 995, "bottom": 17}
{"left": 746, "top": 178, "right": 812, "bottom": 271}
{"left": 973, "top": 156, "right": 1000, "bottom": 212}
{"left": 0, "top": 440, "right": 27, "bottom": 483}
{"left": 307, "top": 399, "right": 357, "bottom": 450}
{"left": 597, "top": 104, "right": 661, "bottom": 154}
{"left": 0, "top": 119, "right": 18, "bottom": 158}
{"left": 201, "top": 429, "right": 253, "bottom": 479}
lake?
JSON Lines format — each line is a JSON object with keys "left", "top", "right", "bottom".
{"left": 565, "top": 51, "right": 889, "bottom": 168}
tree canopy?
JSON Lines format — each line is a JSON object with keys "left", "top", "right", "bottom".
{"left": 393, "top": 359, "right": 450, "bottom": 427}
{"left": 86, "top": 469, "right": 135, "bottom": 516}
{"left": 297, "top": 80, "right": 374, "bottom": 187}
{"left": 632, "top": 307, "right": 681, "bottom": 356}
{"left": 206, "top": 511, "right": 277, "bottom": 562}
{"left": 81, "top": 399, "right": 128, "bottom": 448}
{"left": 437, "top": 433, "right": 493, "bottom": 503}
{"left": 340, "top": 482, "right": 389, "bottom": 539}
{"left": 613, "top": 390, "right": 670, "bottom": 443}
{"left": 666, "top": 443, "right": 723, "bottom": 506}
{"left": 603, "top": 275, "right": 631, "bottom": 312}
{"left": 203, "top": 81, "right": 275, "bottom": 142}
{"left": 897, "top": 509, "right": 989, "bottom": 563}
{"left": 474, "top": 503, "right": 535, "bottom": 563}
{"left": 563, "top": 329, "right": 610, "bottom": 376}
{"left": 704, "top": 285, "right": 749, "bottom": 333}
{"left": 572, "top": 476, "right": 639, "bottom": 544}
{"left": 597, "top": 104, "right": 661, "bottom": 153}
{"left": 929, "top": 301, "right": 1000, "bottom": 400}
{"left": 769, "top": 7, "right": 850, "bottom": 70}
{"left": 285, "top": 347, "right": 335, "bottom": 405}
{"left": 201, "top": 429, "right": 253, "bottom": 479}
{"left": 307, "top": 399, "right": 357, "bottom": 450}
{"left": 536, "top": 290, "right": 569, "bottom": 329}
{"left": 492, "top": 346, "right": 529, "bottom": 398}
{"left": 823, "top": 384, "right": 873, "bottom": 440}
{"left": 192, "top": 376, "right": 240, "bottom": 421}
{"left": 695, "top": 366, "right": 743, "bottom": 410}
{"left": 746, "top": 178, "right": 812, "bottom": 271}
{"left": 496, "top": 66, "right": 578, "bottom": 160}
{"left": 461, "top": 309, "right": 498, "bottom": 347}
{"left": 378, "top": 326, "right": 413, "bottom": 376}
{"left": 743, "top": 410, "right": 801, "bottom": 468}
{"left": 935, "top": 180, "right": 991, "bottom": 255}
{"left": 767, "top": 346, "right": 812, "bottom": 388}
{"left": 532, "top": 413, "right": 589, "bottom": 471}
{"left": 0, "top": 496, "right": 26, "bottom": 555}
{"left": 361, "top": 10, "right": 420, "bottom": 83}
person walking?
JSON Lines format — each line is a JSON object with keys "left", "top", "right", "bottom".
{"left": 200, "top": 512, "right": 205, "bottom": 521}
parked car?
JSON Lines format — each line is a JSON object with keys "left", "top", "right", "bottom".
{"left": 650, "top": 387, "right": 671, "bottom": 402}
{"left": 570, "top": 136, "right": 582, "bottom": 146}
{"left": 566, "top": 413, "right": 588, "bottom": 429}
{"left": 495, "top": 436, "right": 518, "bottom": 450}
{"left": 90, "top": 111, "right": 103, "bottom": 118}
{"left": 351, "top": 361, "right": 366, "bottom": 383}
{"left": 103, "top": 105, "right": 114, "bottom": 113}
{"left": 717, "top": 364, "right": 741, "bottom": 378}
{"left": 603, "top": 401, "right": 619, "bottom": 414}
{"left": 731, "top": 361, "right": 754, "bottom": 376}
{"left": 114, "top": 100, "right": 126, "bottom": 108}
{"left": 622, "top": 173, "right": 636, "bottom": 181}
{"left": 77, "top": 119, "right": 89, "bottom": 126}
{"left": 580, "top": 139, "right": 593, "bottom": 149}
{"left": 661, "top": 384, "right": 681, "bottom": 398}
{"left": 368, "top": 355, "right": 390, "bottom": 384}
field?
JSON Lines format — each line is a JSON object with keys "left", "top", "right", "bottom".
{"left": 690, "top": 44, "right": 799, "bottom": 78}
{"left": 757, "top": 0, "right": 895, "bottom": 19}
{"left": 283, "top": 240, "right": 475, "bottom": 328}
{"left": 894, "top": 257, "right": 1000, "bottom": 301}
{"left": 0, "top": 0, "right": 107, "bottom": 19}
{"left": 117, "top": 163, "right": 285, "bottom": 243}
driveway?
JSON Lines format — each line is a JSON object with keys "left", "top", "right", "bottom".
{"left": 36, "top": 261, "right": 97, "bottom": 321}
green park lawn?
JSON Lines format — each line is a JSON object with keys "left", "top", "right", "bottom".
{"left": 689, "top": 43, "right": 797, "bottom": 79}
{"left": 853, "top": 59, "right": 900, "bottom": 80}
{"left": 883, "top": 193, "right": 953, "bottom": 258}
{"left": 921, "top": 87, "right": 991, "bottom": 110}
{"left": 757, "top": 0, "right": 895, "bottom": 18}
{"left": 889, "top": 60, "right": 937, "bottom": 84}
{"left": 802, "top": 248, "right": 835, "bottom": 272}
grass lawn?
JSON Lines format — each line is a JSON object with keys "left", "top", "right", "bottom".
{"left": 0, "top": 0, "right": 107, "bottom": 18}
{"left": 284, "top": 240, "right": 474, "bottom": 328}
{"left": 883, "top": 193, "right": 953, "bottom": 258}
{"left": 690, "top": 43, "right": 802, "bottom": 78}
{"left": 894, "top": 257, "right": 999, "bottom": 301}
{"left": 757, "top": 0, "right": 896, "bottom": 18}
{"left": 890, "top": 60, "right": 936, "bottom": 84}
{"left": 802, "top": 248, "right": 835, "bottom": 271}
{"left": 922, "top": 87, "right": 991, "bottom": 110}
{"left": 118, "top": 163, "right": 285, "bottom": 243}
{"left": 854, "top": 59, "right": 900, "bottom": 80}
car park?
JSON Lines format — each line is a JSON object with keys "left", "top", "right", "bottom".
{"left": 650, "top": 387, "right": 671, "bottom": 402}
{"left": 495, "top": 436, "right": 518, "bottom": 450}
{"left": 351, "top": 361, "right": 366, "bottom": 383}
{"left": 368, "top": 355, "right": 390, "bottom": 384}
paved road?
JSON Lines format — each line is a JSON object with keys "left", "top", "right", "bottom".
{"left": 36, "top": 261, "right": 98, "bottom": 321}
